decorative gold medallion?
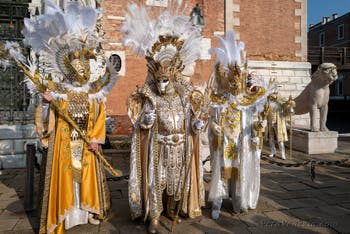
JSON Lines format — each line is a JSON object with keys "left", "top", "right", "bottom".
{"left": 172, "top": 134, "right": 179, "bottom": 143}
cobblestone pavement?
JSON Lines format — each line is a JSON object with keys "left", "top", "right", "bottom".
{"left": 0, "top": 138, "right": 349, "bottom": 234}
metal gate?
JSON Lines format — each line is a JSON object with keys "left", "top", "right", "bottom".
{"left": 0, "top": 0, "right": 32, "bottom": 124}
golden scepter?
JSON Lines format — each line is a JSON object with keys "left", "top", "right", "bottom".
{"left": 288, "top": 95, "right": 294, "bottom": 159}
{"left": 17, "top": 62, "right": 122, "bottom": 177}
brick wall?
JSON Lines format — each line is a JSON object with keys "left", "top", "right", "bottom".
{"left": 230, "top": 0, "right": 306, "bottom": 62}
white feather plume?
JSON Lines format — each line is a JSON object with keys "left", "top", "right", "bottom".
{"left": 21, "top": 0, "right": 102, "bottom": 83}
{"left": 22, "top": 1, "right": 100, "bottom": 53}
{"left": 0, "top": 59, "right": 11, "bottom": 70}
{"left": 121, "top": 3, "right": 156, "bottom": 57}
{"left": 0, "top": 41, "right": 25, "bottom": 70}
{"left": 16, "top": 1, "right": 116, "bottom": 99}
{"left": 210, "top": 30, "right": 245, "bottom": 69}
{"left": 121, "top": 2, "right": 202, "bottom": 66}
{"left": 4, "top": 41, "right": 26, "bottom": 63}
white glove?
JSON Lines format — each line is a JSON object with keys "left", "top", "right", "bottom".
{"left": 142, "top": 109, "right": 156, "bottom": 126}
{"left": 105, "top": 57, "right": 118, "bottom": 75}
{"left": 251, "top": 136, "right": 260, "bottom": 145}
{"left": 194, "top": 119, "right": 204, "bottom": 131}
{"left": 260, "top": 120, "right": 267, "bottom": 128}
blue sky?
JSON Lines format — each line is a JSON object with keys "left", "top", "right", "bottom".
{"left": 308, "top": 0, "right": 350, "bottom": 25}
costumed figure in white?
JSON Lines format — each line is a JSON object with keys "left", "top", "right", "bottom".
{"left": 207, "top": 31, "right": 273, "bottom": 219}
{"left": 1, "top": 2, "right": 120, "bottom": 233}
{"left": 121, "top": 3, "right": 205, "bottom": 233}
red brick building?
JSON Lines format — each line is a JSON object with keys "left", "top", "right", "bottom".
{"left": 101, "top": 0, "right": 309, "bottom": 133}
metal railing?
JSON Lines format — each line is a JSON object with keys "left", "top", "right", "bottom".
{"left": 308, "top": 46, "right": 350, "bottom": 66}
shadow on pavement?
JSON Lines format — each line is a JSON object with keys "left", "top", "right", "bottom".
{"left": 0, "top": 168, "right": 40, "bottom": 233}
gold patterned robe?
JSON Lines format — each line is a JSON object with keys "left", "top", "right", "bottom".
{"left": 37, "top": 97, "right": 110, "bottom": 234}
{"left": 266, "top": 101, "right": 288, "bottom": 143}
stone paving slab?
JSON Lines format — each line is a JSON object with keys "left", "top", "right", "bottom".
{"left": 13, "top": 218, "right": 37, "bottom": 231}
{"left": 286, "top": 206, "right": 350, "bottom": 221}
{"left": 0, "top": 218, "right": 19, "bottom": 232}
{"left": 238, "top": 213, "right": 271, "bottom": 227}
{"left": 317, "top": 193, "right": 350, "bottom": 205}
{"left": 258, "top": 196, "right": 292, "bottom": 211}
{"left": 340, "top": 202, "right": 350, "bottom": 210}
{"left": 189, "top": 217, "right": 251, "bottom": 234}
{"left": 265, "top": 189, "right": 318, "bottom": 200}
{"left": 320, "top": 186, "right": 350, "bottom": 196}
{"left": 263, "top": 210, "right": 302, "bottom": 224}
{"left": 317, "top": 205, "right": 350, "bottom": 217}
{"left": 281, "top": 198, "right": 328, "bottom": 209}
{"left": 248, "top": 225, "right": 337, "bottom": 234}
{"left": 307, "top": 214, "right": 350, "bottom": 234}
{"left": 0, "top": 230, "right": 35, "bottom": 234}
{"left": 1, "top": 208, "right": 27, "bottom": 219}
{"left": 299, "top": 180, "right": 338, "bottom": 189}
{"left": 280, "top": 182, "right": 315, "bottom": 191}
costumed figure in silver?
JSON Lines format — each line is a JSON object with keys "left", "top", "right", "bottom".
{"left": 121, "top": 3, "right": 205, "bottom": 233}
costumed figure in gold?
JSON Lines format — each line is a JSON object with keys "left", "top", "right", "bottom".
{"left": 121, "top": 3, "right": 205, "bottom": 233}
{"left": 266, "top": 93, "right": 294, "bottom": 160}
{"left": 1, "top": 2, "right": 120, "bottom": 233}
{"left": 207, "top": 31, "right": 274, "bottom": 219}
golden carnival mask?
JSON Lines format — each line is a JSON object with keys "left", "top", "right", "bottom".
{"left": 61, "top": 46, "right": 96, "bottom": 86}
{"left": 215, "top": 62, "right": 245, "bottom": 96}
{"left": 146, "top": 36, "right": 185, "bottom": 95}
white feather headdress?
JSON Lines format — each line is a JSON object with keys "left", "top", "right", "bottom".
{"left": 209, "top": 30, "right": 246, "bottom": 70}
{"left": 121, "top": 2, "right": 202, "bottom": 69}
{"left": 1, "top": 1, "right": 118, "bottom": 100}
{"left": 21, "top": 1, "right": 103, "bottom": 82}
{"left": 209, "top": 30, "right": 275, "bottom": 111}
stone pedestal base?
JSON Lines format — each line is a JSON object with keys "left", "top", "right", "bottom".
{"left": 288, "top": 128, "right": 338, "bottom": 154}
{"left": 0, "top": 124, "right": 38, "bottom": 168}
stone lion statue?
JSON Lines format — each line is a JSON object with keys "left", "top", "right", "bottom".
{"left": 293, "top": 63, "right": 338, "bottom": 132}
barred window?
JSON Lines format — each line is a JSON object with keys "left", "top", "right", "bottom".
{"left": 338, "top": 24, "right": 344, "bottom": 40}
{"left": 319, "top": 32, "right": 325, "bottom": 47}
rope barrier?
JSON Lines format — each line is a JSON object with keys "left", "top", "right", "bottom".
{"left": 261, "top": 155, "right": 350, "bottom": 181}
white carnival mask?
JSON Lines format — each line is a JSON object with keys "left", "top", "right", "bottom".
{"left": 156, "top": 77, "right": 170, "bottom": 94}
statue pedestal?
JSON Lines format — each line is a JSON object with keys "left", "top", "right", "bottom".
{"left": 0, "top": 124, "right": 38, "bottom": 168}
{"left": 289, "top": 128, "right": 338, "bottom": 154}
